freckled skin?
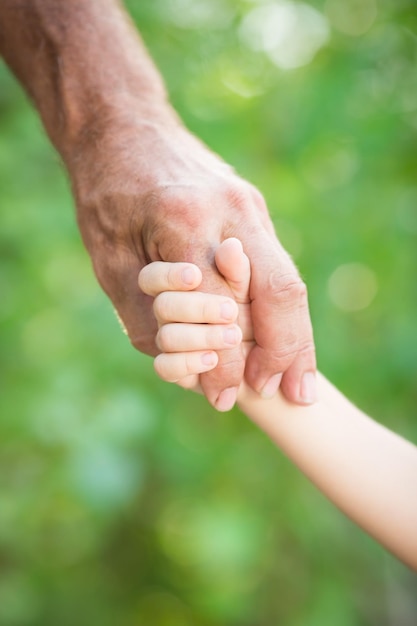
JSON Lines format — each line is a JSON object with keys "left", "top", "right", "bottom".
{"left": 0, "top": 0, "right": 316, "bottom": 409}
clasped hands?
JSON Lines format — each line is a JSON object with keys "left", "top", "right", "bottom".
{"left": 73, "top": 118, "right": 316, "bottom": 411}
{"left": 0, "top": 0, "right": 316, "bottom": 412}
{"left": 139, "top": 237, "right": 317, "bottom": 411}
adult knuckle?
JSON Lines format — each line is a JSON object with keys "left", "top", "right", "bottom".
{"left": 268, "top": 271, "right": 305, "bottom": 305}
{"left": 270, "top": 336, "right": 316, "bottom": 370}
{"left": 221, "top": 182, "right": 273, "bottom": 238}
{"left": 299, "top": 340, "right": 316, "bottom": 355}
{"left": 148, "top": 186, "right": 204, "bottom": 227}
{"left": 159, "top": 224, "right": 206, "bottom": 264}
{"left": 226, "top": 183, "right": 249, "bottom": 208}
{"left": 257, "top": 324, "right": 298, "bottom": 362}
{"left": 142, "top": 187, "right": 208, "bottom": 259}
{"left": 272, "top": 345, "right": 298, "bottom": 366}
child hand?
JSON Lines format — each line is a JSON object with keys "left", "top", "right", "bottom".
{"left": 138, "top": 238, "right": 253, "bottom": 410}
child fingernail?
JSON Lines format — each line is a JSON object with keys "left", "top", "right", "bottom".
{"left": 220, "top": 300, "right": 236, "bottom": 320}
{"left": 261, "top": 373, "right": 282, "bottom": 399}
{"left": 300, "top": 372, "right": 317, "bottom": 404}
{"left": 223, "top": 327, "right": 240, "bottom": 345}
{"left": 201, "top": 352, "right": 217, "bottom": 366}
{"left": 181, "top": 267, "right": 196, "bottom": 285}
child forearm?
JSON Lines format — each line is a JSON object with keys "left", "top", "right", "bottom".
{"left": 239, "top": 373, "right": 417, "bottom": 570}
{"left": 137, "top": 247, "right": 417, "bottom": 568}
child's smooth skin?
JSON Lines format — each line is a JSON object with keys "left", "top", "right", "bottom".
{"left": 139, "top": 238, "right": 417, "bottom": 571}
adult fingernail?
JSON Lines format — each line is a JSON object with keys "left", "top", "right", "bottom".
{"left": 223, "top": 327, "right": 240, "bottom": 345}
{"left": 300, "top": 372, "right": 317, "bottom": 404}
{"left": 220, "top": 300, "right": 236, "bottom": 321}
{"left": 216, "top": 387, "right": 238, "bottom": 412}
{"left": 181, "top": 267, "right": 196, "bottom": 285}
{"left": 261, "top": 373, "right": 282, "bottom": 399}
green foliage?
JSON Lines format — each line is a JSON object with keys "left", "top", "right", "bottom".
{"left": 1, "top": 1, "right": 416, "bottom": 624}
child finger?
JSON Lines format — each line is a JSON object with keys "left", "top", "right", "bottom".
{"left": 215, "top": 238, "right": 251, "bottom": 304}
{"left": 153, "top": 291, "right": 238, "bottom": 325}
{"left": 154, "top": 351, "right": 219, "bottom": 383}
{"left": 156, "top": 323, "right": 242, "bottom": 353}
{"left": 176, "top": 375, "right": 203, "bottom": 394}
{"left": 139, "top": 262, "right": 202, "bottom": 297}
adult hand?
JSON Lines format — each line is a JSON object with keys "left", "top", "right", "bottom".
{"left": 71, "top": 112, "right": 316, "bottom": 411}
{"left": 0, "top": 0, "right": 316, "bottom": 410}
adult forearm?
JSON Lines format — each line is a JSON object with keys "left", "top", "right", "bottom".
{"left": 0, "top": 2, "right": 317, "bottom": 408}
{"left": 240, "top": 374, "right": 417, "bottom": 570}
{"left": 0, "top": 0, "right": 174, "bottom": 163}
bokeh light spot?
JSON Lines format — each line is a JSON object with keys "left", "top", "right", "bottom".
{"left": 300, "top": 143, "right": 358, "bottom": 190}
{"left": 240, "top": 2, "right": 330, "bottom": 70}
{"left": 325, "top": 0, "right": 378, "bottom": 37}
{"left": 328, "top": 263, "right": 378, "bottom": 312}
{"left": 166, "top": 0, "right": 234, "bottom": 30}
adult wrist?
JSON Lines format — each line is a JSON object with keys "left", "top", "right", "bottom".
{"left": 62, "top": 91, "right": 180, "bottom": 170}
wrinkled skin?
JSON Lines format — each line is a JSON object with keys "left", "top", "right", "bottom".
{"left": 72, "top": 116, "right": 316, "bottom": 409}
{"left": 0, "top": 0, "right": 316, "bottom": 410}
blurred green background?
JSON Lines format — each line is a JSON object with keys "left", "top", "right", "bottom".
{"left": 1, "top": 0, "right": 417, "bottom": 624}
